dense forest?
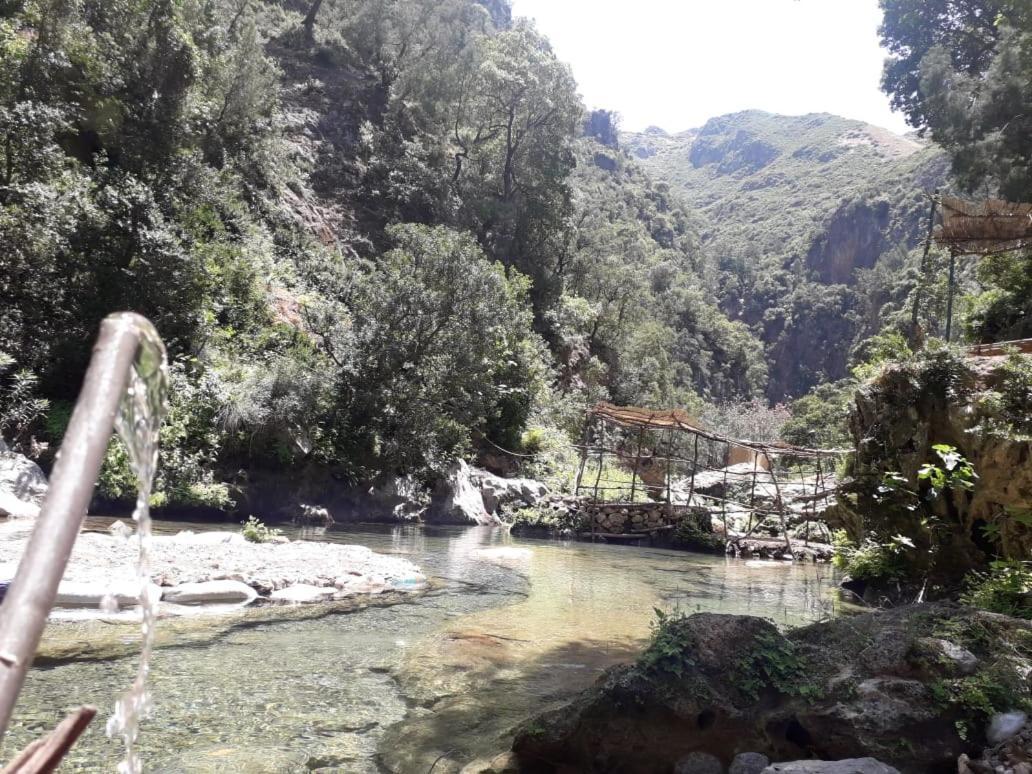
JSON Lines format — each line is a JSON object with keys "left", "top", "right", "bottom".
{"left": 1, "top": 0, "right": 1030, "bottom": 513}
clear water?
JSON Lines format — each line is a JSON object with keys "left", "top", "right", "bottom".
{"left": 2, "top": 522, "right": 841, "bottom": 773}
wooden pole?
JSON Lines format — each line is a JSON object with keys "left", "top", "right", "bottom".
{"left": 910, "top": 192, "right": 938, "bottom": 343}
{"left": 629, "top": 425, "right": 646, "bottom": 503}
{"left": 945, "top": 249, "right": 957, "bottom": 342}
{"left": 592, "top": 420, "right": 605, "bottom": 503}
{"left": 687, "top": 432, "right": 699, "bottom": 506}
{"left": 573, "top": 414, "right": 591, "bottom": 497}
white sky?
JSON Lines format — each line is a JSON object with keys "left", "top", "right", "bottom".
{"left": 509, "top": 0, "right": 911, "bottom": 135}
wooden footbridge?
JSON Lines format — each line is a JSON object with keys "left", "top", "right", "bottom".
{"left": 572, "top": 403, "right": 849, "bottom": 558}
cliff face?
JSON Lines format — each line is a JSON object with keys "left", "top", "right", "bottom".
{"left": 623, "top": 111, "right": 950, "bottom": 400}
{"left": 834, "top": 351, "right": 1032, "bottom": 579}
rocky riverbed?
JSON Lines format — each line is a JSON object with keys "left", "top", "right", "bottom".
{"left": 0, "top": 521, "right": 426, "bottom": 613}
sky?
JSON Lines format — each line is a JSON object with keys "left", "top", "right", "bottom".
{"left": 509, "top": 0, "right": 911, "bottom": 136}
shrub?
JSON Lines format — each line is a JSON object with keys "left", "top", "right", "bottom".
{"left": 961, "top": 561, "right": 1032, "bottom": 619}
{"left": 241, "top": 516, "right": 283, "bottom": 544}
{"left": 832, "top": 530, "right": 909, "bottom": 582}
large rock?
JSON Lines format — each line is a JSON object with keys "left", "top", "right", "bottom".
{"left": 0, "top": 446, "right": 48, "bottom": 519}
{"left": 512, "top": 604, "right": 1032, "bottom": 773}
{"left": 471, "top": 467, "right": 548, "bottom": 516}
{"left": 428, "top": 460, "right": 498, "bottom": 525}
{"left": 762, "top": 760, "right": 899, "bottom": 774}
{"left": 161, "top": 580, "right": 258, "bottom": 606}
{"left": 831, "top": 354, "right": 1032, "bottom": 580}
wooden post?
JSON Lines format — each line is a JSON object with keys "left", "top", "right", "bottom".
{"left": 687, "top": 432, "right": 699, "bottom": 506}
{"left": 909, "top": 192, "right": 938, "bottom": 344}
{"left": 573, "top": 414, "right": 591, "bottom": 497}
{"left": 592, "top": 420, "right": 606, "bottom": 503}
{"left": 629, "top": 425, "right": 646, "bottom": 503}
{"left": 767, "top": 460, "right": 794, "bottom": 559}
{"left": 945, "top": 249, "right": 957, "bottom": 342}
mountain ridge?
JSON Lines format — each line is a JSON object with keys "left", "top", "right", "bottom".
{"left": 620, "top": 109, "right": 950, "bottom": 400}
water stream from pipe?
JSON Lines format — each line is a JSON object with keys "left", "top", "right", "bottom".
{"left": 102, "top": 319, "right": 168, "bottom": 774}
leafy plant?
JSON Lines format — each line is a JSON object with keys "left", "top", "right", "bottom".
{"left": 832, "top": 530, "right": 909, "bottom": 582}
{"left": 732, "top": 630, "right": 821, "bottom": 701}
{"left": 639, "top": 609, "right": 697, "bottom": 678}
{"left": 241, "top": 516, "right": 283, "bottom": 544}
{"left": 961, "top": 561, "right": 1032, "bottom": 619}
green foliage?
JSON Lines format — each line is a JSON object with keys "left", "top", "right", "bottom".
{"left": 961, "top": 561, "right": 1032, "bottom": 619}
{"left": 931, "top": 665, "right": 1032, "bottom": 741}
{"left": 508, "top": 505, "right": 584, "bottom": 534}
{"left": 732, "top": 630, "right": 821, "bottom": 702}
{"left": 832, "top": 530, "right": 910, "bottom": 582}
{"left": 0, "top": 352, "right": 48, "bottom": 451}
{"left": 241, "top": 515, "right": 282, "bottom": 544}
{"left": 672, "top": 515, "right": 724, "bottom": 552}
{"left": 782, "top": 380, "right": 854, "bottom": 449}
{"left": 97, "top": 362, "right": 231, "bottom": 510}
{"left": 639, "top": 609, "right": 697, "bottom": 678}
{"left": 995, "top": 354, "right": 1032, "bottom": 437}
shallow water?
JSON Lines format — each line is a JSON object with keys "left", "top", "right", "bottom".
{"left": 2, "top": 522, "right": 841, "bottom": 772}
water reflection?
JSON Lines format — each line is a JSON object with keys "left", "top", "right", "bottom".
{"left": 2, "top": 522, "right": 840, "bottom": 772}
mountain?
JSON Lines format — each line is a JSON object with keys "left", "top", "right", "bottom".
{"left": 623, "top": 110, "right": 950, "bottom": 400}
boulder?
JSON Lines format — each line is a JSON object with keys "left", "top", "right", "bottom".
{"left": 472, "top": 467, "right": 548, "bottom": 515}
{"left": 731, "top": 753, "right": 771, "bottom": 774}
{"left": 512, "top": 604, "right": 1032, "bottom": 774}
{"left": 55, "top": 580, "right": 161, "bottom": 609}
{"left": 366, "top": 474, "right": 427, "bottom": 520}
{"left": 0, "top": 447, "right": 48, "bottom": 519}
{"left": 428, "top": 460, "right": 497, "bottom": 525}
{"left": 161, "top": 580, "right": 257, "bottom": 606}
{"left": 761, "top": 760, "right": 899, "bottom": 774}
{"left": 675, "top": 752, "right": 724, "bottom": 774}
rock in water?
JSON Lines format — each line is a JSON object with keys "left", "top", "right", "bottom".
{"left": 428, "top": 460, "right": 496, "bottom": 525}
{"left": 0, "top": 446, "right": 48, "bottom": 519}
{"left": 731, "top": 753, "right": 771, "bottom": 774}
{"left": 762, "top": 761, "right": 900, "bottom": 774}
{"left": 987, "top": 711, "right": 1028, "bottom": 745}
{"left": 161, "top": 580, "right": 257, "bottom": 606}
{"left": 675, "top": 752, "right": 724, "bottom": 774}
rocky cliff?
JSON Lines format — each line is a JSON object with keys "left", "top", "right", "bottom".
{"left": 623, "top": 111, "right": 950, "bottom": 400}
{"left": 832, "top": 350, "right": 1032, "bottom": 582}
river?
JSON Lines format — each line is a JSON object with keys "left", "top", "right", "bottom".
{"left": 2, "top": 521, "right": 842, "bottom": 772}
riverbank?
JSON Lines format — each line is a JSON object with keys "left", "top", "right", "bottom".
{"left": 0, "top": 519, "right": 427, "bottom": 617}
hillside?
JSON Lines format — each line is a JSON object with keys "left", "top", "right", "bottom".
{"left": 624, "top": 110, "right": 950, "bottom": 400}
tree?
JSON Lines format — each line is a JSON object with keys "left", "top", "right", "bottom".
{"left": 449, "top": 21, "right": 582, "bottom": 309}
{"left": 328, "top": 224, "right": 543, "bottom": 475}
{"left": 880, "top": 0, "right": 1032, "bottom": 199}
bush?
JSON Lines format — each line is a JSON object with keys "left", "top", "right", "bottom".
{"left": 961, "top": 561, "right": 1032, "bottom": 619}
{"left": 832, "top": 531, "right": 909, "bottom": 582}
{"left": 241, "top": 516, "right": 282, "bottom": 544}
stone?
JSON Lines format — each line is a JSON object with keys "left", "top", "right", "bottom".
{"left": 269, "top": 584, "right": 336, "bottom": 603}
{"left": 162, "top": 580, "right": 258, "bottom": 606}
{"left": 987, "top": 712, "right": 1028, "bottom": 745}
{"left": 0, "top": 447, "right": 48, "bottom": 519}
{"left": 108, "top": 520, "right": 132, "bottom": 539}
{"left": 731, "top": 753, "right": 771, "bottom": 774}
{"left": 761, "top": 760, "right": 900, "bottom": 774}
{"left": 675, "top": 752, "right": 724, "bottom": 774}
{"left": 427, "top": 460, "right": 497, "bottom": 525}
{"left": 915, "top": 637, "right": 979, "bottom": 675}
{"left": 459, "top": 752, "right": 520, "bottom": 774}
{"left": 54, "top": 580, "right": 162, "bottom": 609}
{"left": 513, "top": 604, "right": 1026, "bottom": 774}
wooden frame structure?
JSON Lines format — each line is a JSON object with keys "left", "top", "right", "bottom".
{"left": 573, "top": 402, "right": 847, "bottom": 555}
